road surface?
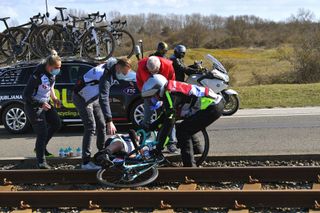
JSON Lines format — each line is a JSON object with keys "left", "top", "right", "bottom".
{"left": 0, "top": 107, "right": 319, "bottom": 158}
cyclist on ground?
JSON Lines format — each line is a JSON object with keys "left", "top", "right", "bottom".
{"left": 73, "top": 57, "right": 132, "bottom": 169}
{"left": 136, "top": 56, "right": 178, "bottom": 153}
{"left": 23, "top": 50, "right": 62, "bottom": 169}
{"left": 149, "top": 42, "right": 169, "bottom": 58}
{"left": 141, "top": 74, "right": 224, "bottom": 167}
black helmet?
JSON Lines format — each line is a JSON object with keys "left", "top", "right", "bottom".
{"left": 157, "top": 41, "right": 168, "bottom": 52}
{"left": 141, "top": 74, "right": 168, "bottom": 98}
{"left": 174, "top": 45, "right": 187, "bottom": 58}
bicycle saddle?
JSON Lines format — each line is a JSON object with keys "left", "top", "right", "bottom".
{"left": 32, "top": 13, "right": 41, "bottom": 19}
{"left": 0, "top": 17, "right": 10, "bottom": 21}
{"left": 55, "top": 7, "right": 67, "bottom": 11}
{"left": 111, "top": 20, "right": 120, "bottom": 25}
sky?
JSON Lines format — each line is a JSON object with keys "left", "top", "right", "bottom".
{"left": 0, "top": 0, "right": 320, "bottom": 30}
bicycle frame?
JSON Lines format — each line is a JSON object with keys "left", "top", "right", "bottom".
{"left": 110, "top": 130, "right": 161, "bottom": 182}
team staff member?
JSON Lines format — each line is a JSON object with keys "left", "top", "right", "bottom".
{"left": 73, "top": 58, "right": 132, "bottom": 169}
{"left": 23, "top": 50, "right": 62, "bottom": 169}
{"left": 99, "top": 58, "right": 133, "bottom": 134}
{"left": 149, "top": 41, "right": 169, "bottom": 58}
{"left": 136, "top": 56, "right": 175, "bottom": 129}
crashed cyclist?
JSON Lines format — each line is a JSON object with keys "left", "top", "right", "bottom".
{"left": 95, "top": 74, "right": 224, "bottom": 167}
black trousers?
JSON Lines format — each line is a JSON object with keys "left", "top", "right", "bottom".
{"left": 176, "top": 101, "right": 224, "bottom": 167}
{"left": 25, "top": 104, "right": 61, "bottom": 164}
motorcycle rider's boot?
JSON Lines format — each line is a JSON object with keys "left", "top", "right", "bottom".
{"left": 192, "top": 135, "right": 204, "bottom": 155}
{"left": 180, "top": 139, "right": 196, "bottom": 167}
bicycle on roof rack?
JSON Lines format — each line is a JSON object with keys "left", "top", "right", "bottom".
{"left": 0, "top": 13, "right": 46, "bottom": 64}
{"left": 37, "top": 7, "right": 115, "bottom": 61}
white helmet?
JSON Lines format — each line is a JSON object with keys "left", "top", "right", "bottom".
{"left": 146, "top": 56, "right": 161, "bottom": 74}
{"left": 141, "top": 74, "right": 168, "bottom": 98}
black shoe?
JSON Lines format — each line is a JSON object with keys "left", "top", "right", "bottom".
{"left": 37, "top": 162, "right": 52, "bottom": 169}
{"left": 193, "top": 144, "right": 204, "bottom": 155}
{"left": 96, "top": 153, "right": 114, "bottom": 168}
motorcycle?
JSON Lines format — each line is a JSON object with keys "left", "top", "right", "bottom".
{"left": 186, "top": 54, "right": 240, "bottom": 116}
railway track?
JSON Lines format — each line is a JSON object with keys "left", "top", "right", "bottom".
{"left": 2, "top": 167, "right": 320, "bottom": 212}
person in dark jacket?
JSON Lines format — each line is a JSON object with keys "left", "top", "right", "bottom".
{"left": 170, "top": 45, "right": 201, "bottom": 82}
{"left": 73, "top": 57, "right": 132, "bottom": 170}
{"left": 170, "top": 45, "right": 204, "bottom": 154}
{"left": 149, "top": 41, "right": 169, "bottom": 58}
{"left": 99, "top": 58, "right": 132, "bottom": 135}
{"left": 23, "top": 50, "right": 62, "bottom": 169}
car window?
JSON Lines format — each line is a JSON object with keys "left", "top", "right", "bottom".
{"left": 0, "top": 66, "right": 34, "bottom": 86}
{"left": 17, "top": 66, "right": 36, "bottom": 84}
{"left": 55, "top": 65, "right": 71, "bottom": 84}
{"left": 67, "top": 64, "right": 94, "bottom": 83}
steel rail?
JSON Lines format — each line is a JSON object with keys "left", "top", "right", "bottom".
{"left": 1, "top": 167, "right": 320, "bottom": 184}
{"left": 1, "top": 190, "right": 320, "bottom": 208}
{"left": 2, "top": 154, "right": 320, "bottom": 165}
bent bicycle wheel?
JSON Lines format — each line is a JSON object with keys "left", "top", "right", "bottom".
{"left": 81, "top": 27, "right": 115, "bottom": 61}
{"left": 97, "top": 164, "right": 159, "bottom": 188}
{"left": 166, "top": 128, "right": 209, "bottom": 167}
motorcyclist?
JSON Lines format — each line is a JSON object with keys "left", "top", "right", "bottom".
{"left": 170, "top": 45, "right": 202, "bottom": 82}
{"left": 136, "top": 56, "right": 178, "bottom": 153}
{"left": 149, "top": 42, "right": 169, "bottom": 58}
{"left": 141, "top": 74, "right": 224, "bottom": 167}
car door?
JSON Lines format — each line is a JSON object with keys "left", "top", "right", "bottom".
{"left": 55, "top": 63, "right": 94, "bottom": 121}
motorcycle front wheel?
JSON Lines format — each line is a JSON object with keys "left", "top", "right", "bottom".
{"left": 222, "top": 94, "right": 240, "bottom": 116}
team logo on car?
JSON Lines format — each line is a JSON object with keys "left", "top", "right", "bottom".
{"left": 123, "top": 87, "right": 136, "bottom": 95}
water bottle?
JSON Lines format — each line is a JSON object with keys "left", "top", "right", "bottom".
{"left": 59, "top": 148, "right": 65, "bottom": 158}
{"left": 68, "top": 147, "right": 73, "bottom": 157}
{"left": 76, "top": 147, "right": 82, "bottom": 157}
{"left": 64, "top": 148, "right": 70, "bottom": 157}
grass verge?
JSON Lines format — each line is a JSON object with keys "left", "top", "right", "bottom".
{"left": 235, "top": 83, "right": 320, "bottom": 108}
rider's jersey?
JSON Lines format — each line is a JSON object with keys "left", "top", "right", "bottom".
{"left": 106, "top": 134, "right": 135, "bottom": 153}
{"left": 23, "top": 64, "right": 55, "bottom": 107}
{"left": 165, "top": 80, "right": 222, "bottom": 118}
{"left": 74, "top": 57, "right": 117, "bottom": 103}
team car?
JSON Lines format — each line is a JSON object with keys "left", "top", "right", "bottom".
{"left": 0, "top": 59, "right": 155, "bottom": 134}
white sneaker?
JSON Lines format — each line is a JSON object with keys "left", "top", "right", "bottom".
{"left": 81, "top": 162, "right": 101, "bottom": 170}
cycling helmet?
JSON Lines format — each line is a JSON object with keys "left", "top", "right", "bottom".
{"left": 157, "top": 41, "right": 168, "bottom": 52}
{"left": 141, "top": 74, "right": 168, "bottom": 98}
{"left": 146, "top": 56, "right": 161, "bottom": 74}
{"left": 174, "top": 45, "right": 187, "bottom": 58}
